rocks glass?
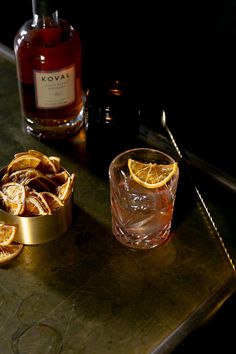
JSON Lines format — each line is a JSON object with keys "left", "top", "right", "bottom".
{"left": 108, "top": 148, "right": 179, "bottom": 249}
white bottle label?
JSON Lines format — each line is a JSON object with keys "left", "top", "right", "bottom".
{"left": 34, "top": 64, "right": 75, "bottom": 109}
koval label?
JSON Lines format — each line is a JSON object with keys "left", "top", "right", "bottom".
{"left": 34, "top": 64, "right": 75, "bottom": 109}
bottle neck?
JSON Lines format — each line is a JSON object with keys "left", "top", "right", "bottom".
{"left": 32, "top": 0, "right": 58, "bottom": 26}
{"left": 32, "top": 0, "right": 58, "bottom": 16}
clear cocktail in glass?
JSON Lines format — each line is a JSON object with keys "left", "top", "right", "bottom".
{"left": 108, "top": 148, "right": 179, "bottom": 249}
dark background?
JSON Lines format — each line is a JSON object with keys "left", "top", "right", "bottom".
{"left": 1, "top": 2, "right": 236, "bottom": 352}
{"left": 1, "top": 0, "right": 236, "bottom": 178}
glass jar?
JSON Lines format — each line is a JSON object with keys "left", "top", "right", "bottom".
{"left": 85, "top": 80, "right": 140, "bottom": 176}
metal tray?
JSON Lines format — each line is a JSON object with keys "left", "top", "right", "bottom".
{"left": 1, "top": 136, "right": 236, "bottom": 354}
{"left": 0, "top": 53, "right": 236, "bottom": 354}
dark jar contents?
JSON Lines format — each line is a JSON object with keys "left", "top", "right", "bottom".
{"left": 85, "top": 81, "right": 140, "bottom": 176}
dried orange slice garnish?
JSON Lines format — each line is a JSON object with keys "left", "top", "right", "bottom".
{"left": 128, "top": 158, "right": 178, "bottom": 189}
{"left": 0, "top": 223, "right": 17, "bottom": 246}
{"left": 0, "top": 243, "right": 23, "bottom": 264}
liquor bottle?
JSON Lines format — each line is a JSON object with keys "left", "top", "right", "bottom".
{"left": 14, "top": 0, "right": 83, "bottom": 140}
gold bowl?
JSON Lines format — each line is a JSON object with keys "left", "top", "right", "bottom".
{"left": 0, "top": 166, "right": 73, "bottom": 245}
{"left": 0, "top": 195, "right": 73, "bottom": 245}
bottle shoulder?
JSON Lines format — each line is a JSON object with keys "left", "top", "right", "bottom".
{"left": 14, "top": 18, "right": 80, "bottom": 49}
{"left": 15, "top": 19, "right": 34, "bottom": 35}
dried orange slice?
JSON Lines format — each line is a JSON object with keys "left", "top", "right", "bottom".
{"left": 8, "top": 168, "right": 42, "bottom": 184}
{"left": 46, "top": 170, "right": 69, "bottom": 184}
{"left": 27, "top": 150, "right": 59, "bottom": 173}
{"left": 0, "top": 193, "right": 23, "bottom": 215}
{"left": 24, "top": 191, "right": 51, "bottom": 216}
{"left": 40, "top": 192, "right": 64, "bottom": 211}
{"left": 0, "top": 191, "right": 6, "bottom": 209}
{"left": 57, "top": 173, "right": 75, "bottom": 201}
{"left": 26, "top": 190, "right": 51, "bottom": 215}
{"left": 0, "top": 172, "right": 10, "bottom": 185}
{"left": 1, "top": 182, "right": 25, "bottom": 215}
{"left": 49, "top": 156, "right": 61, "bottom": 172}
{"left": 8, "top": 168, "right": 56, "bottom": 193}
{"left": 128, "top": 158, "right": 178, "bottom": 189}
{"left": 1, "top": 182, "right": 25, "bottom": 203}
{"left": 0, "top": 223, "right": 17, "bottom": 246}
{"left": 25, "top": 173, "right": 57, "bottom": 192}
{"left": 0, "top": 244, "right": 23, "bottom": 264}
{"left": 7, "top": 154, "right": 41, "bottom": 173}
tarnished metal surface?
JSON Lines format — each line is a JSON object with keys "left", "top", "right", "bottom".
{"left": 0, "top": 53, "right": 236, "bottom": 354}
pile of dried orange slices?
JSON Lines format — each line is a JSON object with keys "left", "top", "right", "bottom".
{"left": 0, "top": 149, "right": 75, "bottom": 216}
{"left": 0, "top": 149, "right": 76, "bottom": 265}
